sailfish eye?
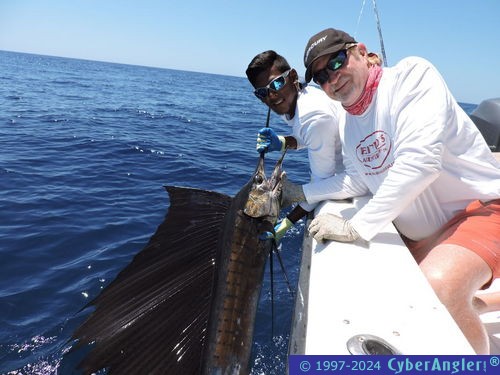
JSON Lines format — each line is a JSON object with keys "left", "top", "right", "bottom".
{"left": 254, "top": 175, "right": 264, "bottom": 184}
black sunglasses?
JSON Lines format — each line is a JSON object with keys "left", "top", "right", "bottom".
{"left": 312, "top": 50, "right": 348, "bottom": 85}
{"left": 254, "top": 69, "right": 291, "bottom": 100}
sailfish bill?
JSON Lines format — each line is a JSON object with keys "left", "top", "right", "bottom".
{"left": 70, "top": 154, "right": 286, "bottom": 374}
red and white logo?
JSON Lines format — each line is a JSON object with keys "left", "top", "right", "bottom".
{"left": 356, "top": 130, "right": 392, "bottom": 170}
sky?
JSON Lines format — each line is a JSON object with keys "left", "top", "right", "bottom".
{"left": 1, "top": 0, "right": 499, "bottom": 104}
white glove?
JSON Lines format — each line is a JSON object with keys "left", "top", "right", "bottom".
{"left": 308, "top": 213, "right": 360, "bottom": 243}
{"left": 281, "top": 173, "right": 305, "bottom": 208}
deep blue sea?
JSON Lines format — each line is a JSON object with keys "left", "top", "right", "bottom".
{"left": 0, "top": 50, "right": 477, "bottom": 375}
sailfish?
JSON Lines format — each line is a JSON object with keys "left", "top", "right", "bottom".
{"left": 70, "top": 153, "right": 287, "bottom": 374}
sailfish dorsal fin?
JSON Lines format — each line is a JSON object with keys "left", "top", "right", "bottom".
{"left": 70, "top": 186, "right": 231, "bottom": 374}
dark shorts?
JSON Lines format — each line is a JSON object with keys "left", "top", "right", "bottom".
{"left": 403, "top": 199, "right": 500, "bottom": 287}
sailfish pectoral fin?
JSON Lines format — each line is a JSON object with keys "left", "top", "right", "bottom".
{"left": 70, "top": 186, "right": 232, "bottom": 375}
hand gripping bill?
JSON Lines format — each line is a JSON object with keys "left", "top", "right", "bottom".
{"left": 256, "top": 127, "right": 285, "bottom": 154}
{"left": 274, "top": 217, "right": 294, "bottom": 242}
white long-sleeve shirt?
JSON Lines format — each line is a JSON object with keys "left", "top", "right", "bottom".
{"left": 282, "top": 85, "right": 344, "bottom": 211}
{"left": 303, "top": 57, "right": 500, "bottom": 241}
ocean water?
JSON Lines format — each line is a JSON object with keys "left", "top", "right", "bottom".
{"left": 0, "top": 50, "right": 478, "bottom": 375}
{"left": 0, "top": 50, "right": 312, "bottom": 375}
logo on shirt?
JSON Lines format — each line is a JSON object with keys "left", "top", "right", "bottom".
{"left": 356, "top": 130, "right": 392, "bottom": 171}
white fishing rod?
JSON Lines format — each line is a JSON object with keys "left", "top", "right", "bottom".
{"left": 372, "top": 0, "right": 388, "bottom": 67}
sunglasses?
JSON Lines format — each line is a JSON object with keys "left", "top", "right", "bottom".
{"left": 312, "top": 50, "right": 348, "bottom": 85}
{"left": 254, "top": 69, "right": 291, "bottom": 100}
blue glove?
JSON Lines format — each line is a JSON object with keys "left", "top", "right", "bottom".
{"left": 256, "top": 127, "right": 285, "bottom": 153}
{"left": 259, "top": 218, "right": 294, "bottom": 242}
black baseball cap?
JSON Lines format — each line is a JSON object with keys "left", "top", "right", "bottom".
{"left": 304, "top": 28, "right": 357, "bottom": 82}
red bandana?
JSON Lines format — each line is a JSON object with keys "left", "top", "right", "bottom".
{"left": 343, "top": 64, "right": 383, "bottom": 115}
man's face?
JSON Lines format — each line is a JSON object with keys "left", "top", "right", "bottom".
{"left": 253, "top": 66, "right": 298, "bottom": 117}
{"left": 312, "top": 47, "right": 370, "bottom": 106}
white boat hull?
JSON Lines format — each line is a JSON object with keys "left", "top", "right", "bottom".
{"left": 289, "top": 196, "right": 482, "bottom": 356}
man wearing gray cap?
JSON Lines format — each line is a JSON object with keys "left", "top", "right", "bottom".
{"left": 281, "top": 27, "right": 500, "bottom": 354}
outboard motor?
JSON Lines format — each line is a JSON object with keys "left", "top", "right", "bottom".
{"left": 469, "top": 98, "right": 500, "bottom": 151}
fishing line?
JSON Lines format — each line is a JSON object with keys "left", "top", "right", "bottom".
{"left": 354, "top": 0, "right": 366, "bottom": 39}
{"left": 259, "top": 107, "right": 271, "bottom": 165}
{"left": 269, "top": 240, "right": 295, "bottom": 340}
{"left": 272, "top": 243, "right": 295, "bottom": 299}
{"left": 269, "top": 245, "right": 275, "bottom": 338}
{"left": 261, "top": 108, "right": 296, "bottom": 338}
{"left": 355, "top": 0, "right": 388, "bottom": 67}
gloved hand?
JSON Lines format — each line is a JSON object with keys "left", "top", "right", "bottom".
{"left": 274, "top": 217, "right": 294, "bottom": 242}
{"left": 281, "top": 173, "right": 306, "bottom": 208}
{"left": 256, "top": 127, "right": 285, "bottom": 153}
{"left": 308, "top": 213, "right": 360, "bottom": 242}
{"left": 259, "top": 217, "right": 294, "bottom": 242}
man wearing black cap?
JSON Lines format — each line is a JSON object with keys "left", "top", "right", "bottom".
{"left": 281, "top": 27, "right": 500, "bottom": 354}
